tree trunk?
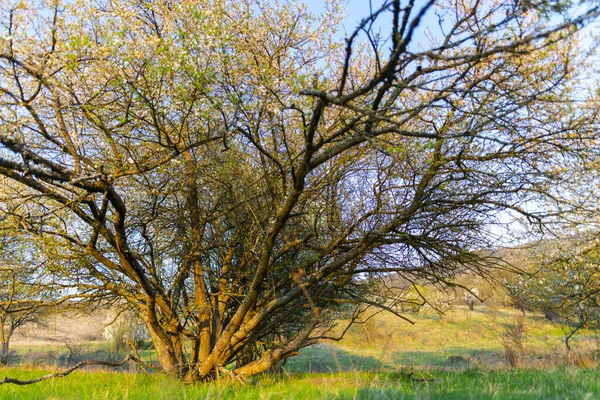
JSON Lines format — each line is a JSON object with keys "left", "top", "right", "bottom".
{"left": 144, "top": 316, "right": 187, "bottom": 377}
{"left": 0, "top": 342, "right": 8, "bottom": 365}
{"left": 183, "top": 151, "right": 213, "bottom": 364}
{"left": 0, "top": 323, "right": 10, "bottom": 365}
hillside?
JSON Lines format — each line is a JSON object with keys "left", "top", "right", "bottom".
{"left": 12, "top": 308, "right": 107, "bottom": 346}
{"left": 286, "top": 305, "right": 599, "bottom": 374}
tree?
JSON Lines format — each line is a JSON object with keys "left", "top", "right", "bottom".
{"left": 505, "top": 237, "right": 600, "bottom": 351}
{"left": 462, "top": 287, "right": 480, "bottom": 311}
{"left": 103, "top": 305, "right": 150, "bottom": 352}
{"left": 0, "top": 0, "right": 599, "bottom": 382}
{"left": 0, "top": 235, "right": 49, "bottom": 364}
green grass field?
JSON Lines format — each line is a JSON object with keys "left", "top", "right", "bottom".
{"left": 2, "top": 305, "right": 599, "bottom": 399}
{"left": 2, "top": 368, "right": 599, "bottom": 399}
{"left": 284, "top": 305, "right": 599, "bottom": 373}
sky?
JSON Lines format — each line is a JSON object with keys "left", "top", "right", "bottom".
{"left": 301, "top": 0, "right": 517, "bottom": 238}
{"left": 299, "top": 0, "right": 600, "bottom": 246}
{"left": 304, "top": 0, "right": 438, "bottom": 47}
{"left": 304, "top": 0, "right": 599, "bottom": 53}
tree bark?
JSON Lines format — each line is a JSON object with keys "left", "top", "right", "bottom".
{"left": 143, "top": 313, "right": 186, "bottom": 377}
{"left": 0, "top": 322, "right": 10, "bottom": 365}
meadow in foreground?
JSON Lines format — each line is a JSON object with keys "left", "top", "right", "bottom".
{"left": 2, "top": 306, "right": 600, "bottom": 399}
{"left": 1, "top": 367, "right": 599, "bottom": 400}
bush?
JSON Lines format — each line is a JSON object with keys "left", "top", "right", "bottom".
{"left": 103, "top": 308, "right": 149, "bottom": 352}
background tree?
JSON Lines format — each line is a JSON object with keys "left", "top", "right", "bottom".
{"left": 0, "top": 0, "right": 599, "bottom": 382}
{"left": 505, "top": 237, "right": 600, "bottom": 351}
{"left": 103, "top": 305, "right": 150, "bottom": 352}
{"left": 0, "top": 235, "right": 49, "bottom": 365}
{"left": 462, "top": 288, "right": 480, "bottom": 311}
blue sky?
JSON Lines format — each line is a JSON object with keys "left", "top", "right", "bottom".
{"left": 303, "top": 0, "right": 449, "bottom": 55}
{"left": 303, "top": 0, "right": 599, "bottom": 52}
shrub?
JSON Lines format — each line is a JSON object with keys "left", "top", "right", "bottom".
{"left": 103, "top": 308, "right": 149, "bottom": 352}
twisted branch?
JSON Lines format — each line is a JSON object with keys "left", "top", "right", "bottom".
{"left": 0, "top": 354, "right": 157, "bottom": 386}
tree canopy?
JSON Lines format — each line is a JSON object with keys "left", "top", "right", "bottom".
{"left": 0, "top": 0, "right": 599, "bottom": 382}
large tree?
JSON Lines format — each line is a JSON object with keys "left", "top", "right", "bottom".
{"left": 0, "top": 0, "right": 599, "bottom": 382}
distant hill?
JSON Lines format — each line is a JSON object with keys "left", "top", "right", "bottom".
{"left": 13, "top": 307, "right": 107, "bottom": 344}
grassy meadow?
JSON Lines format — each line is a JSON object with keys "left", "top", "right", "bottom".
{"left": 2, "top": 305, "right": 600, "bottom": 399}
{"left": 2, "top": 368, "right": 600, "bottom": 399}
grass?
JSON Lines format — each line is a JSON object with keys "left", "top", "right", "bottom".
{"left": 292, "top": 305, "right": 600, "bottom": 370}
{"left": 1, "top": 367, "right": 599, "bottom": 399}
{"left": 3, "top": 305, "right": 600, "bottom": 398}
